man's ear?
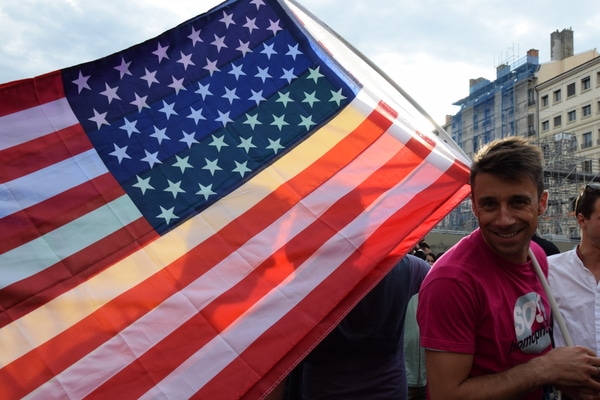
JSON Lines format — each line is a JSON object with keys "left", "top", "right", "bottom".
{"left": 538, "top": 190, "right": 549, "bottom": 216}
{"left": 577, "top": 212, "right": 586, "bottom": 228}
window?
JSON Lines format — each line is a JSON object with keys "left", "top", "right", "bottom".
{"left": 568, "top": 110, "right": 576, "bottom": 122}
{"left": 582, "top": 132, "right": 592, "bottom": 149}
{"left": 541, "top": 95, "right": 549, "bottom": 107}
{"left": 582, "top": 76, "right": 591, "bottom": 91}
{"left": 567, "top": 82, "right": 576, "bottom": 97}
{"left": 583, "top": 159, "right": 592, "bottom": 172}
{"left": 542, "top": 120, "right": 550, "bottom": 131}
{"left": 528, "top": 88, "right": 535, "bottom": 106}
{"left": 553, "top": 89, "right": 562, "bottom": 102}
{"left": 583, "top": 104, "right": 592, "bottom": 117}
{"left": 553, "top": 115, "right": 562, "bottom": 127}
{"left": 483, "top": 108, "right": 491, "bottom": 127}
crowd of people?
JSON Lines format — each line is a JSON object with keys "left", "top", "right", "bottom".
{"left": 268, "top": 137, "right": 600, "bottom": 400}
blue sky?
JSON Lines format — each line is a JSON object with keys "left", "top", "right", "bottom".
{"left": 1, "top": 0, "right": 599, "bottom": 124}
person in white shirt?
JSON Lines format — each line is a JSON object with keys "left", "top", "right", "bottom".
{"left": 548, "top": 183, "right": 600, "bottom": 354}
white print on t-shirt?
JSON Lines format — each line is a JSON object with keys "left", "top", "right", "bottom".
{"left": 510, "top": 292, "right": 551, "bottom": 354}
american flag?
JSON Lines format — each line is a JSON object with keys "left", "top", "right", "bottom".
{"left": 0, "top": 0, "right": 470, "bottom": 398}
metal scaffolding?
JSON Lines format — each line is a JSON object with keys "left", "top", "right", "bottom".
{"left": 537, "top": 133, "right": 598, "bottom": 241}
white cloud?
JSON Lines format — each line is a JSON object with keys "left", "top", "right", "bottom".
{"left": 1, "top": 0, "right": 598, "bottom": 125}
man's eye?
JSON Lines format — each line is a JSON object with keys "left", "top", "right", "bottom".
{"left": 513, "top": 199, "right": 529, "bottom": 206}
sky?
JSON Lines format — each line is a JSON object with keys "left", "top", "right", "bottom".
{"left": 1, "top": 0, "right": 599, "bottom": 125}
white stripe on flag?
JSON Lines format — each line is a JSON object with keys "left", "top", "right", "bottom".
{"left": 0, "top": 195, "right": 142, "bottom": 289}
{"left": 0, "top": 98, "right": 79, "bottom": 151}
{"left": 0, "top": 149, "right": 108, "bottom": 219}
{"left": 24, "top": 290, "right": 201, "bottom": 400}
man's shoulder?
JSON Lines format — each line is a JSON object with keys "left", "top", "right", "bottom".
{"left": 422, "top": 251, "right": 479, "bottom": 288}
{"left": 547, "top": 248, "right": 575, "bottom": 263}
{"left": 404, "top": 254, "right": 431, "bottom": 272}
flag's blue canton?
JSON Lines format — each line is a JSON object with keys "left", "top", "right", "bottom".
{"left": 62, "top": 0, "right": 359, "bottom": 234}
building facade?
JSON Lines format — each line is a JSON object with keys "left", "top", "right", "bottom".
{"left": 450, "top": 49, "right": 539, "bottom": 160}
{"left": 536, "top": 54, "right": 600, "bottom": 239}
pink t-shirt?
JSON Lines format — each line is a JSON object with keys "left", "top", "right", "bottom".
{"left": 417, "top": 229, "right": 551, "bottom": 399}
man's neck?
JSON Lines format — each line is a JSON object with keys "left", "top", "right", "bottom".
{"left": 576, "top": 242, "right": 600, "bottom": 283}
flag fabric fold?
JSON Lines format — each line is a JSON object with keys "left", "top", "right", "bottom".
{"left": 0, "top": 0, "right": 470, "bottom": 398}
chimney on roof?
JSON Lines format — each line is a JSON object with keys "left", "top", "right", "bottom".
{"left": 469, "top": 77, "right": 486, "bottom": 88}
{"left": 551, "top": 28, "right": 574, "bottom": 61}
{"left": 496, "top": 63, "right": 510, "bottom": 78}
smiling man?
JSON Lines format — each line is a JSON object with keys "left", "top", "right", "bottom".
{"left": 417, "top": 137, "right": 600, "bottom": 400}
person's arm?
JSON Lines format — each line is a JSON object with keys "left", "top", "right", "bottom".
{"left": 426, "top": 346, "right": 600, "bottom": 400}
{"left": 406, "top": 254, "right": 430, "bottom": 295}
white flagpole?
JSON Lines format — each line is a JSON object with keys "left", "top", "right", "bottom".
{"left": 529, "top": 248, "right": 571, "bottom": 400}
{"left": 528, "top": 247, "right": 573, "bottom": 346}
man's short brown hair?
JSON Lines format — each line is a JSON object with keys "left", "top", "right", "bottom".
{"left": 470, "top": 137, "right": 545, "bottom": 197}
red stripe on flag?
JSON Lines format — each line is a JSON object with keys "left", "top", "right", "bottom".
{"left": 0, "top": 173, "right": 124, "bottom": 254}
{"left": 0, "top": 124, "right": 91, "bottom": 184}
{"left": 0, "top": 103, "right": 395, "bottom": 399}
{"left": 0, "top": 217, "right": 157, "bottom": 328}
{"left": 0, "top": 71, "right": 65, "bottom": 117}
